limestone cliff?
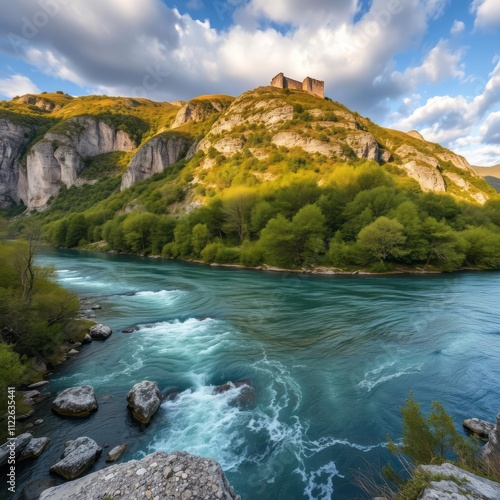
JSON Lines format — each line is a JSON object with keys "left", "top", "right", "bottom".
{"left": 172, "top": 99, "right": 226, "bottom": 129}
{"left": 26, "top": 117, "right": 136, "bottom": 208}
{"left": 0, "top": 119, "right": 33, "bottom": 207}
{"left": 121, "top": 133, "right": 190, "bottom": 190}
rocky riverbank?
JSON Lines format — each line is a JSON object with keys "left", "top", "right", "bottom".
{"left": 40, "top": 451, "right": 240, "bottom": 500}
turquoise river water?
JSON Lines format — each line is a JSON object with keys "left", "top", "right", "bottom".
{"left": 13, "top": 249, "right": 500, "bottom": 499}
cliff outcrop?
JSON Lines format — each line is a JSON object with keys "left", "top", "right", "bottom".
{"left": 121, "top": 133, "right": 189, "bottom": 190}
{"left": 25, "top": 116, "right": 136, "bottom": 208}
{"left": 172, "top": 99, "right": 225, "bottom": 129}
{"left": 40, "top": 450, "right": 240, "bottom": 500}
{"left": 0, "top": 119, "right": 33, "bottom": 208}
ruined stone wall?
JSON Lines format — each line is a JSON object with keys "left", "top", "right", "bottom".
{"left": 303, "top": 77, "right": 325, "bottom": 98}
{"left": 270, "top": 73, "right": 325, "bottom": 98}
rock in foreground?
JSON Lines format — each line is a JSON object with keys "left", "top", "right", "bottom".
{"left": 419, "top": 463, "right": 500, "bottom": 499}
{"left": 52, "top": 386, "right": 98, "bottom": 417}
{"left": 41, "top": 450, "right": 239, "bottom": 499}
{"left": 126, "top": 380, "right": 161, "bottom": 424}
{"left": 49, "top": 437, "right": 102, "bottom": 480}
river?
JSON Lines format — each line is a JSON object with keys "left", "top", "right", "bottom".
{"left": 15, "top": 249, "right": 500, "bottom": 499}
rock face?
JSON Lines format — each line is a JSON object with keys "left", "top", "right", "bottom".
{"left": 40, "top": 450, "right": 240, "bottom": 500}
{"left": 89, "top": 323, "right": 112, "bottom": 339}
{"left": 126, "top": 380, "right": 162, "bottom": 424}
{"left": 419, "top": 463, "right": 500, "bottom": 499}
{"left": 26, "top": 116, "right": 135, "bottom": 208}
{"left": 482, "top": 413, "right": 500, "bottom": 462}
{"left": 121, "top": 134, "right": 189, "bottom": 190}
{"left": 345, "top": 131, "right": 379, "bottom": 161}
{"left": 395, "top": 145, "right": 446, "bottom": 192}
{"left": 463, "top": 417, "right": 495, "bottom": 440}
{"left": 0, "top": 433, "right": 32, "bottom": 467}
{"left": 0, "top": 119, "right": 33, "bottom": 208}
{"left": 272, "top": 132, "right": 343, "bottom": 157}
{"left": 172, "top": 100, "right": 223, "bottom": 129}
{"left": 52, "top": 386, "right": 98, "bottom": 417}
{"left": 49, "top": 437, "right": 102, "bottom": 480}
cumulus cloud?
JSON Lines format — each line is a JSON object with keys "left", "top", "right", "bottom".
{"left": 451, "top": 20, "right": 465, "bottom": 35}
{"left": 480, "top": 111, "right": 500, "bottom": 143}
{"left": 0, "top": 74, "right": 40, "bottom": 98}
{"left": 0, "top": 0, "right": 465, "bottom": 115}
{"left": 472, "top": 0, "right": 500, "bottom": 30}
{"left": 392, "top": 60, "right": 500, "bottom": 163}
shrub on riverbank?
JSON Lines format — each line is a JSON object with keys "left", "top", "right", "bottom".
{"left": 0, "top": 223, "right": 82, "bottom": 391}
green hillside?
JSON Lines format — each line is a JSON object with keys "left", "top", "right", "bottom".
{"left": 5, "top": 87, "right": 500, "bottom": 272}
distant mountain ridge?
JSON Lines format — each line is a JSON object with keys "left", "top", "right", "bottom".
{"left": 474, "top": 165, "right": 500, "bottom": 192}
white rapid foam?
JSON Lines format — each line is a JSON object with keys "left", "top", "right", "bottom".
{"left": 299, "top": 461, "right": 344, "bottom": 500}
{"left": 358, "top": 360, "right": 423, "bottom": 391}
{"left": 144, "top": 383, "right": 250, "bottom": 471}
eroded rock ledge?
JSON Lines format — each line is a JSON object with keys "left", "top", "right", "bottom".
{"left": 40, "top": 450, "right": 240, "bottom": 500}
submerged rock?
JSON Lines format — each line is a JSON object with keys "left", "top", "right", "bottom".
{"left": 463, "top": 417, "right": 495, "bottom": 441}
{"left": 89, "top": 324, "right": 112, "bottom": 340}
{"left": 105, "top": 443, "right": 127, "bottom": 462}
{"left": 20, "top": 479, "right": 57, "bottom": 500}
{"left": 214, "top": 379, "right": 256, "bottom": 407}
{"left": 52, "top": 386, "right": 98, "bottom": 417}
{"left": 40, "top": 450, "right": 240, "bottom": 499}
{"left": 49, "top": 437, "right": 102, "bottom": 480}
{"left": 121, "top": 327, "right": 135, "bottom": 333}
{"left": 419, "top": 463, "right": 500, "bottom": 499}
{"left": 126, "top": 380, "right": 162, "bottom": 424}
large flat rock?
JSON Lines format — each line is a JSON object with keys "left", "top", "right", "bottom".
{"left": 40, "top": 450, "right": 240, "bottom": 499}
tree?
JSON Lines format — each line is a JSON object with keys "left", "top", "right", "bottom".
{"left": 65, "top": 214, "right": 88, "bottom": 247}
{"left": 387, "top": 392, "right": 475, "bottom": 466}
{"left": 13, "top": 224, "right": 41, "bottom": 303}
{"left": 122, "top": 213, "right": 158, "bottom": 253}
{"left": 462, "top": 226, "right": 500, "bottom": 269}
{"left": 357, "top": 216, "right": 407, "bottom": 263}
{"left": 191, "top": 223, "right": 210, "bottom": 257}
{"left": 260, "top": 205, "right": 326, "bottom": 268}
{"left": 221, "top": 187, "right": 256, "bottom": 242}
{"left": 422, "top": 217, "right": 466, "bottom": 271}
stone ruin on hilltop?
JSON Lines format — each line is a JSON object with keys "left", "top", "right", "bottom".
{"left": 270, "top": 72, "right": 325, "bottom": 98}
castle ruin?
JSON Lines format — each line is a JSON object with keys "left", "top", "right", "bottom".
{"left": 270, "top": 73, "right": 325, "bottom": 99}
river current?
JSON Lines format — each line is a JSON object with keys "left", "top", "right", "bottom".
{"left": 15, "top": 249, "right": 500, "bottom": 499}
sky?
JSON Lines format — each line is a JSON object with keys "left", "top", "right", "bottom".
{"left": 0, "top": 0, "right": 499, "bottom": 166}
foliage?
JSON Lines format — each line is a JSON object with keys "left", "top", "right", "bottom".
{"left": 382, "top": 393, "right": 480, "bottom": 499}
{"left": 0, "top": 227, "right": 83, "bottom": 391}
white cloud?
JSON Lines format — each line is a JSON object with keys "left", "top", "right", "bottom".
{"left": 0, "top": 74, "right": 40, "bottom": 98}
{"left": 396, "top": 40, "right": 464, "bottom": 86}
{"left": 480, "top": 111, "right": 500, "bottom": 143}
{"left": 450, "top": 20, "right": 465, "bottom": 35}
{"left": 392, "top": 60, "right": 500, "bottom": 164}
{"left": 472, "top": 0, "right": 500, "bottom": 30}
{"left": 0, "top": 0, "right": 465, "bottom": 113}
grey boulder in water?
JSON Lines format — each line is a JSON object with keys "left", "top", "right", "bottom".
{"left": 126, "top": 380, "right": 162, "bottom": 424}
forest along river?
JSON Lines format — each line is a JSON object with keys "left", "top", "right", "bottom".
{"left": 15, "top": 248, "right": 500, "bottom": 499}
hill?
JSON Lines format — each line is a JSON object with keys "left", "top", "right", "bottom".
{"left": 1, "top": 86, "right": 500, "bottom": 272}
{"left": 474, "top": 165, "right": 500, "bottom": 192}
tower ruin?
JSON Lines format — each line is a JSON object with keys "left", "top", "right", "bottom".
{"left": 270, "top": 73, "right": 325, "bottom": 99}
